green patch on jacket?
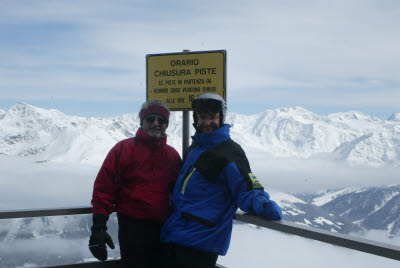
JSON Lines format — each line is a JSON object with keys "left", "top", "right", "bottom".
{"left": 248, "top": 173, "right": 263, "bottom": 189}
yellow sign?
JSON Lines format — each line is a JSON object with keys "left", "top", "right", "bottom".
{"left": 146, "top": 50, "right": 226, "bottom": 111}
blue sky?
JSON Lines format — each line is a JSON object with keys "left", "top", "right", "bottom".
{"left": 0, "top": 0, "right": 399, "bottom": 118}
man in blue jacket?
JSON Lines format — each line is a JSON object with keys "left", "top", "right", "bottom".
{"left": 161, "top": 93, "right": 282, "bottom": 268}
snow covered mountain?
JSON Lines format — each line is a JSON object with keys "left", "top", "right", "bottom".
{"left": 270, "top": 192, "right": 361, "bottom": 233}
{"left": 307, "top": 185, "right": 400, "bottom": 236}
{"left": 388, "top": 113, "right": 400, "bottom": 122}
{"left": 1, "top": 103, "right": 400, "bottom": 167}
{"left": 229, "top": 107, "right": 400, "bottom": 167}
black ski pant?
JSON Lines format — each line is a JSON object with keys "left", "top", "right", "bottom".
{"left": 162, "top": 242, "right": 218, "bottom": 268}
{"left": 117, "top": 213, "right": 163, "bottom": 268}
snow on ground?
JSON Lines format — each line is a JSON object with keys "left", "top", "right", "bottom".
{"left": 219, "top": 222, "right": 400, "bottom": 268}
{"left": 312, "top": 187, "right": 367, "bottom": 206}
{"left": 269, "top": 191, "right": 307, "bottom": 204}
{"left": 313, "top": 217, "right": 338, "bottom": 228}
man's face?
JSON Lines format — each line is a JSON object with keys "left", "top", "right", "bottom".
{"left": 197, "top": 112, "right": 220, "bottom": 133}
{"left": 142, "top": 114, "right": 168, "bottom": 138}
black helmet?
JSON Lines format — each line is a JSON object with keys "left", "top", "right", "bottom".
{"left": 192, "top": 93, "right": 227, "bottom": 128}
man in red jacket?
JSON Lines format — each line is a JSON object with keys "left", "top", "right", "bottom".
{"left": 89, "top": 100, "right": 181, "bottom": 267}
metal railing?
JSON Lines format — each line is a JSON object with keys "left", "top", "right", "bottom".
{"left": 234, "top": 212, "right": 400, "bottom": 261}
{"left": 1, "top": 206, "right": 399, "bottom": 267}
{"left": 0, "top": 206, "right": 92, "bottom": 219}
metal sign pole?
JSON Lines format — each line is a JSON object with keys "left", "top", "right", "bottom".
{"left": 182, "top": 49, "right": 190, "bottom": 160}
{"left": 182, "top": 110, "right": 190, "bottom": 160}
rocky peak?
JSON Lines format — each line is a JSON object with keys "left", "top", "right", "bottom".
{"left": 387, "top": 113, "right": 400, "bottom": 122}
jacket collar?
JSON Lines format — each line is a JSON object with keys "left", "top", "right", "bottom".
{"left": 135, "top": 127, "right": 167, "bottom": 148}
{"left": 192, "top": 124, "right": 230, "bottom": 148}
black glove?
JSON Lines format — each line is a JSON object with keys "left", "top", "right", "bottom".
{"left": 89, "top": 214, "right": 115, "bottom": 261}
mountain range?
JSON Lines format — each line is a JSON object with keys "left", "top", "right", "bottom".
{"left": 294, "top": 184, "right": 400, "bottom": 236}
{"left": 1, "top": 102, "right": 399, "bottom": 167}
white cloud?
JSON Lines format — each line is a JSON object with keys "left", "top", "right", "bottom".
{"left": 0, "top": 157, "right": 97, "bottom": 210}
{"left": 1, "top": 152, "right": 398, "bottom": 210}
{"left": 248, "top": 153, "right": 400, "bottom": 193}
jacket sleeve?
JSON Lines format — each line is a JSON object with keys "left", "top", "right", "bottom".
{"left": 219, "top": 144, "right": 279, "bottom": 214}
{"left": 224, "top": 162, "right": 282, "bottom": 220}
{"left": 91, "top": 142, "right": 122, "bottom": 216}
{"left": 221, "top": 161, "right": 269, "bottom": 213}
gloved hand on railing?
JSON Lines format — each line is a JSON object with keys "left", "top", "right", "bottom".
{"left": 89, "top": 214, "right": 115, "bottom": 261}
{"left": 252, "top": 195, "right": 283, "bottom": 220}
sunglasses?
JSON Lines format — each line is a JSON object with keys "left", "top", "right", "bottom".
{"left": 145, "top": 116, "right": 167, "bottom": 125}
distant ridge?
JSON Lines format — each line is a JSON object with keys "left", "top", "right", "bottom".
{"left": 1, "top": 102, "right": 399, "bottom": 167}
{"left": 388, "top": 113, "right": 400, "bottom": 122}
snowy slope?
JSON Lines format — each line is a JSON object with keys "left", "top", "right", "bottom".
{"left": 307, "top": 185, "right": 400, "bottom": 236}
{"left": 0, "top": 103, "right": 140, "bottom": 165}
{"left": 272, "top": 191, "right": 360, "bottom": 233}
{"left": 230, "top": 108, "right": 400, "bottom": 167}
{"left": 1, "top": 103, "right": 400, "bottom": 167}
{"left": 311, "top": 187, "right": 368, "bottom": 206}
{"left": 388, "top": 113, "right": 400, "bottom": 122}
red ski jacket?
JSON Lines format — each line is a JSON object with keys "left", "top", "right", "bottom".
{"left": 91, "top": 128, "right": 181, "bottom": 222}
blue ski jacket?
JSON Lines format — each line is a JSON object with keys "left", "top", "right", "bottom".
{"left": 161, "top": 124, "right": 279, "bottom": 255}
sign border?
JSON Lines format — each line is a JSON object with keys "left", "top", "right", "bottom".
{"left": 146, "top": 50, "right": 227, "bottom": 111}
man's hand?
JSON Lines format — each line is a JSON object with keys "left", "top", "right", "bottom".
{"left": 252, "top": 195, "right": 283, "bottom": 220}
{"left": 89, "top": 226, "right": 115, "bottom": 261}
{"left": 88, "top": 214, "right": 115, "bottom": 261}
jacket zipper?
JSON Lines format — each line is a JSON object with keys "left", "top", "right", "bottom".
{"left": 181, "top": 167, "right": 196, "bottom": 195}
